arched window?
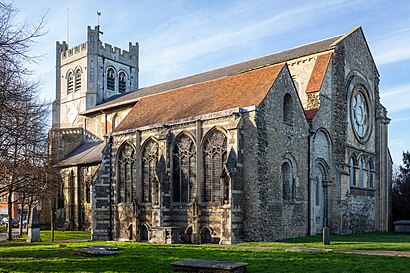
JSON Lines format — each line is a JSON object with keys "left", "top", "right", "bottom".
{"left": 112, "top": 114, "right": 120, "bottom": 130}
{"left": 67, "top": 71, "right": 74, "bottom": 93}
{"left": 107, "top": 68, "right": 115, "bottom": 91}
{"left": 119, "top": 71, "right": 127, "bottom": 93}
{"left": 358, "top": 158, "right": 364, "bottom": 187}
{"left": 117, "top": 142, "right": 136, "bottom": 203}
{"left": 282, "top": 161, "right": 295, "bottom": 200}
{"left": 69, "top": 170, "right": 75, "bottom": 222}
{"left": 85, "top": 181, "right": 91, "bottom": 203}
{"left": 142, "top": 139, "right": 158, "bottom": 203}
{"left": 203, "top": 129, "right": 227, "bottom": 203}
{"left": 75, "top": 69, "right": 81, "bottom": 91}
{"left": 172, "top": 134, "right": 196, "bottom": 203}
{"left": 283, "top": 93, "right": 293, "bottom": 125}
{"left": 367, "top": 159, "right": 373, "bottom": 188}
{"left": 349, "top": 157, "right": 356, "bottom": 186}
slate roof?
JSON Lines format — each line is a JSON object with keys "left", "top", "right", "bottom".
{"left": 59, "top": 141, "right": 105, "bottom": 167}
{"left": 113, "top": 63, "right": 285, "bottom": 132}
{"left": 82, "top": 34, "right": 343, "bottom": 116}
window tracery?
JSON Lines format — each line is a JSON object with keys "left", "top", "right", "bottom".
{"left": 142, "top": 139, "right": 158, "bottom": 203}
{"left": 173, "top": 134, "right": 196, "bottom": 203}
{"left": 203, "top": 130, "right": 227, "bottom": 203}
{"left": 117, "top": 142, "right": 136, "bottom": 203}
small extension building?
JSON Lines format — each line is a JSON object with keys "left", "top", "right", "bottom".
{"left": 46, "top": 26, "right": 392, "bottom": 244}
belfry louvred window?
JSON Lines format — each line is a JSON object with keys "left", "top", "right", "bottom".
{"left": 172, "top": 134, "right": 196, "bottom": 203}
{"left": 67, "top": 72, "right": 74, "bottom": 93}
{"left": 119, "top": 72, "right": 127, "bottom": 93}
{"left": 117, "top": 142, "right": 136, "bottom": 203}
{"left": 203, "top": 129, "right": 227, "bottom": 203}
{"left": 75, "top": 69, "right": 81, "bottom": 91}
{"left": 107, "top": 68, "right": 115, "bottom": 91}
{"left": 142, "top": 139, "right": 158, "bottom": 203}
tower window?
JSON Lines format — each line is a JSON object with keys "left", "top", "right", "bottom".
{"left": 75, "top": 69, "right": 81, "bottom": 91}
{"left": 119, "top": 72, "right": 127, "bottom": 93}
{"left": 107, "top": 68, "right": 115, "bottom": 91}
{"left": 67, "top": 72, "right": 74, "bottom": 93}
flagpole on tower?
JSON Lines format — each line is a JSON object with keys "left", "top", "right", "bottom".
{"left": 97, "top": 11, "right": 101, "bottom": 27}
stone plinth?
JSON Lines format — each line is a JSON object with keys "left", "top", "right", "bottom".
{"left": 394, "top": 220, "right": 410, "bottom": 233}
{"left": 171, "top": 259, "right": 248, "bottom": 273}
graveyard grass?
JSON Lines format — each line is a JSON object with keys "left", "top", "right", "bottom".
{"left": 0, "top": 231, "right": 409, "bottom": 272}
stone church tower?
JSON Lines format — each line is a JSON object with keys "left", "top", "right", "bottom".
{"left": 52, "top": 26, "right": 139, "bottom": 130}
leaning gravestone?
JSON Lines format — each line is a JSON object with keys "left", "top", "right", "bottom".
{"left": 26, "top": 207, "right": 41, "bottom": 242}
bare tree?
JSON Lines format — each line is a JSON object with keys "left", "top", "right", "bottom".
{"left": 0, "top": 1, "right": 48, "bottom": 241}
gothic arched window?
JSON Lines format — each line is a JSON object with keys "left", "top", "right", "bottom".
{"left": 282, "top": 161, "right": 295, "bottom": 200}
{"left": 75, "top": 68, "right": 81, "bottom": 91}
{"left": 203, "top": 129, "right": 227, "bottom": 203}
{"left": 173, "top": 134, "right": 196, "bottom": 203}
{"left": 349, "top": 157, "right": 356, "bottom": 186}
{"left": 67, "top": 71, "right": 74, "bottom": 93}
{"left": 117, "top": 142, "right": 136, "bottom": 203}
{"left": 358, "top": 158, "right": 364, "bottom": 187}
{"left": 107, "top": 68, "right": 115, "bottom": 91}
{"left": 142, "top": 139, "right": 158, "bottom": 203}
{"left": 367, "top": 159, "right": 374, "bottom": 188}
{"left": 283, "top": 93, "right": 293, "bottom": 125}
{"left": 119, "top": 71, "right": 127, "bottom": 93}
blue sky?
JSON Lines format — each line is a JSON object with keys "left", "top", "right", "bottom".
{"left": 13, "top": 0, "right": 410, "bottom": 165}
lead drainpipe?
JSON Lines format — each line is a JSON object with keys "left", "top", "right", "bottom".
{"left": 108, "top": 135, "right": 113, "bottom": 240}
{"left": 307, "top": 126, "right": 315, "bottom": 236}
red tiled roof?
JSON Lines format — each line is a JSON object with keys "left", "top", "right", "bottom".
{"left": 306, "top": 52, "right": 332, "bottom": 93}
{"left": 83, "top": 34, "right": 343, "bottom": 116}
{"left": 304, "top": 108, "right": 320, "bottom": 121}
{"left": 113, "top": 64, "right": 285, "bottom": 132}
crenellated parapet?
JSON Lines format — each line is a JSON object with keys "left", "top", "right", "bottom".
{"left": 61, "top": 42, "right": 88, "bottom": 59}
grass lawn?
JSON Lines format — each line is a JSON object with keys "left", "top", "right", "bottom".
{"left": 240, "top": 232, "right": 410, "bottom": 251}
{"left": 0, "top": 231, "right": 409, "bottom": 272}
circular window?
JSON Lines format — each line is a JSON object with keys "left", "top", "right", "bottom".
{"left": 350, "top": 86, "right": 371, "bottom": 143}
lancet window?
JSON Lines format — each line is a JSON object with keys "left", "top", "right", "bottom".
{"left": 282, "top": 161, "right": 295, "bottom": 200}
{"left": 75, "top": 69, "right": 81, "bottom": 91}
{"left": 67, "top": 71, "right": 74, "bottom": 93}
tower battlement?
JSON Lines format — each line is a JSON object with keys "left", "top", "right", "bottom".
{"left": 61, "top": 42, "right": 88, "bottom": 59}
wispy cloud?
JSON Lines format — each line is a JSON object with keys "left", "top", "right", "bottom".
{"left": 380, "top": 84, "right": 410, "bottom": 113}
{"left": 372, "top": 27, "right": 410, "bottom": 66}
{"left": 140, "top": 0, "right": 361, "bottom": 86}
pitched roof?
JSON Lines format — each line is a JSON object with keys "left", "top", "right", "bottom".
{"left": 82, "top": 34, "right": 343, "bottom": 116}
{"left": 306, "top": 52, "right": 333, "bottom": 93}
{"left": 59, "top": 141, "right": 104, "bottom": 167}
{"left": 113, "top": 63, "right": 285, "bottom": 132}
{"left": 304, "top": 108, "right": 320, "bottom": 121}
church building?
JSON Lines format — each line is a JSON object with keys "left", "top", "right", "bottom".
{"left": 47, "top": 26, "right": 392, "bottom": 244}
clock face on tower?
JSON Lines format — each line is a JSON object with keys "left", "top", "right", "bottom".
{"left": 350, "top": 86, "right": 371, "bottom": 143}
{"left": 66, "top": 101, "right": 81, "bottom": 125}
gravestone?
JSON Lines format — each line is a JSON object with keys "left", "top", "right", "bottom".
{"left": 171, "top": 259, "right": 248, "bottom": 273}
{"left": 27, "top": 207, "right": 41, "bottom": 242}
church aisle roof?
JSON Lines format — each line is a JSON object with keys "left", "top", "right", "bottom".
{"left": 306, "top": 52, "right": 333, "bottom": 93}
{"left": 59, "top": 141, "right": 105, "bottom": 167}
{"left": 113, "top": 63, "right": 285, "bottom": 132}
{"left": 83, "top": 34, "right": 343, "bottom": 116}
